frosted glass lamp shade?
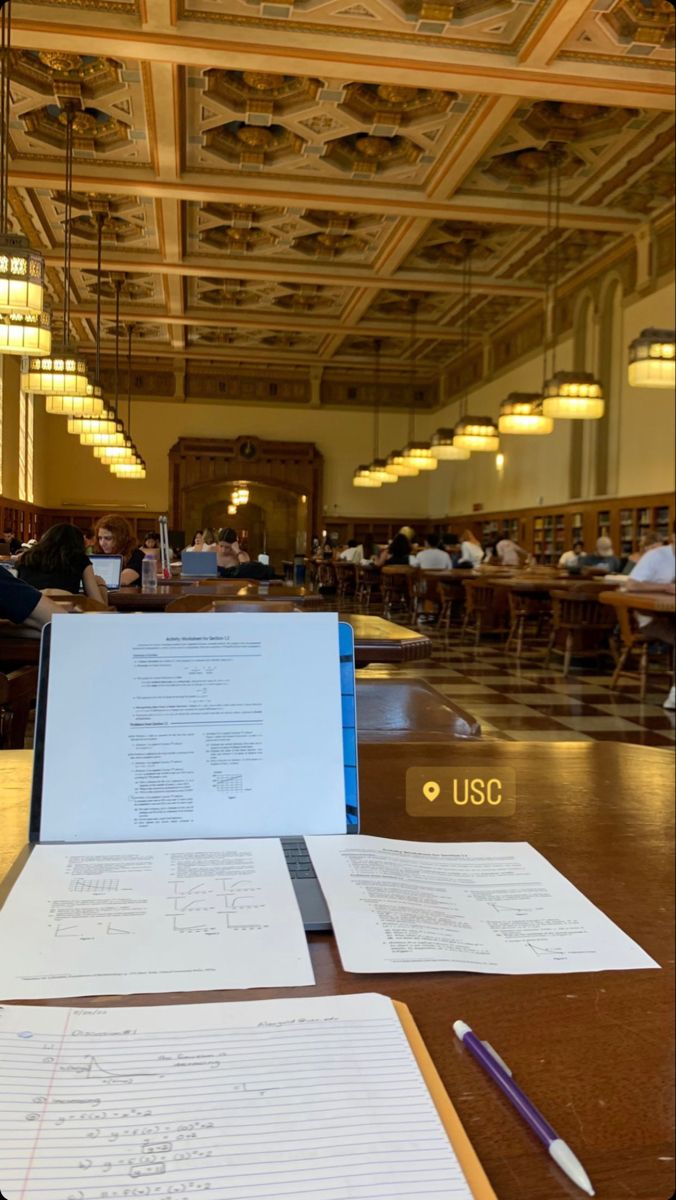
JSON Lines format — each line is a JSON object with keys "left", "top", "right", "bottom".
{"left": 498, "top": 393, "right": 554, "bottom": 435}
{"left": 110, "top": 460, "right": 146, "bottom": 478}
{"left": 386, "top": 450, "right": 418, "bottom": 477}
{"left": 368, "top": 458, "right": 398, "bottom": 483}
{"left": 21, "top": 349, "right": 90, "bottom": 396}
{"left": 430, "top": 429, "right": 470, "bottom": 460}
{"left": 0, "top": 309, "right": 51, "bottom": 356}
{"left": 453, "top": 416, "right": 500, "bottom": 451}
{"left": 402, "top": 441, "right": 438, "bottom": 470}
{"left": 353, "top": 465, "right": 381, "bottom": 488}
{"left": 542, "top": 372, "right": 604, "bottom": 419}
{"left": 94, "top": 439, "right": 137, "bottom": 463}
{"left": 46, "top": 383, "right": 104, "bottom": 417}
{"left": 0, "top": 235, "right": 45, "bottom": 317}
{"left": 67, "top": 408, "right": 117, "bottom": 436}
{"left": 80, "top": 419, "right": 127, "bottom": 448}
{"left": 627, "top": 328, "right": 675, "bottom": 388}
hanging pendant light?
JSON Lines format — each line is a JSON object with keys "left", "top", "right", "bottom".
{"left": 453, "top": 415, "right": 500, "bottom": 451}
{"left": 46, "top": 382, "right": 105, "bottom": 417}
{"left": 542, "top": 372, "right": 604, "bottom": 419}
{"left": 80, "top": 416, "right": 127, "bottom": 447}
{"left": 430, "top": 428, "right": 470, "bottom": 460}
{"left": 540, "top": 149, "right": 604, "bottom": 420}
{"left": 366, "top": 339, "right": 397, "bottom": 483}
{"left": 21, "top": 108, "right": 90, "bottom": 393}
{"left": 0, "top": 309, "right": 51, "bottom": 356}
{"left": 402, "top": 440, "right": 437, "bottom": 470}
{"left": 628, "top": 328, "right": 675, "bottom": 388}
{"left": 386, "top": 449, "right": 418, "bottom": 477}
{"left": 68, "top": 407, "right": 117, "bottom": 437}
{"left": 399, "top": 299, "right": 437, "bottom": 473}
{"left": 110, "top": 458, "right": 146, "bottom": 479}
{"left": 94, "top": 437, "right": 137, "bottom": 462}
{"left": 353, "top": 464, "right": 381, "bottom": 488}
{"left": 0, "top": 5, "right": 46, "bottom": 321}
{"left": 498, "top": 393, "right": 554, "bottom": 435}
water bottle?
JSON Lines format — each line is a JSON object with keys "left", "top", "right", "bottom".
{"left": 141, "top": 556, "right": 158, "bottom": 593}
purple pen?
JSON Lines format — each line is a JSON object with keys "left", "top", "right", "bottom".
{"left": 453, "top": 1020, "right": 594, "bottom": 1197}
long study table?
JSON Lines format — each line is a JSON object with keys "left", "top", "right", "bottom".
{"left": 0, "top": 740, "right": 673, "bottom": 1200}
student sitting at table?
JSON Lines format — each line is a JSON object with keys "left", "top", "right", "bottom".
{"left": 216, "top": 529, "right": 250, "bottom": 575}
{"left": 626, "top": 522, "right": 675, "bottom": 709}
{"left": 410, "top": 532, "right": 452, "bottom": 570}
{"left": 375, "top": 532, "right": 411, "bottom": 568}
{"left": 17, "top": 524, "right": 106, "bottom": 603}
{"left": 339, "top": 539, "right": 364, "bottom": 564}
{"left": 185, "top": 529, "right": 211, "bottom": 553}
{"left": 95, "top": 514, "right": 146, "bottom": 586}
{"left": 558, "top": 540, "right": 585, "bottom": 568}
{"left": 0, "top": 570, "right": 74, "bottom": 627}
{"left": 575, "top": 536, "right": 623, "bottom": 575}
{"left": 458, "top": 529, "right": 483, "bottom": 569}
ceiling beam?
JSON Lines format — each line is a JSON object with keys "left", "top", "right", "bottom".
{"left": 11, "top": 15, "right": 674, "bottom": 110}
{"left": 9, "top": 165, "right": 642, "bottom": 232}
{"left": 517, "top": 0, "right": 598, "bottom": 68}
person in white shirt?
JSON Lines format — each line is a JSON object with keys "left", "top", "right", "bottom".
{"left": 627, "top": 528, "right": 675, "bottom": 709}
{"left": 410, "top": 532, "right": 452, "bottom": 571}
{"left": 496, "top": 537, "right": 528, "bottom": 568}
{"left": 558, "top": 541, "right": 585, "bottom": 568}
{"left": 339, "top": 539, "right": 363, "bottom": 564}
{"left": 185, "top": 530, "right": 211, "bottom": 553}
{"left": 459, "top": 529, "right": 483, "bottom": 569}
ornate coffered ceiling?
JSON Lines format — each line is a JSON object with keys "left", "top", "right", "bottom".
{"left": 6, "top": 0, "right": 674, "bottom": 403}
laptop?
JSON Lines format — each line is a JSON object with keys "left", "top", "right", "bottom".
{"left": 88, "top": 553, "right": 123, "bottom": 589}
{"left": 30, "top": 615, "right": 359, "bottom": 932}
{"left": 181, "top": 550, "right": 218, "bottom": 577}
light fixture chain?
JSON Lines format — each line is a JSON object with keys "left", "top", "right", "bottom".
{"left": 0, "top": 2, "right": 10, "bottom": 235}
{"left": 95, "top": 212, "right": 103, "bottom": 386}
{"left": 551, "top": 151, "right": 562, "bottom": 377}
{"left": 113, "top": 278, "right": 121, "bottom": 416}
{"left": 408, "top": 299, "right": 418, "bottom": 441}
{"left": 62, "top": 109, "right": 75, "bottom": 346}
{"left": 373, "top": 337, "right": 381, "bottom": 459}
{"left": 127, "top": 322, "right": 134, "bottom": 436}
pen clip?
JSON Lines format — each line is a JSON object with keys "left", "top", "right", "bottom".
{"left": 481, "top": 1040, "right": 512, "bottom": 1076}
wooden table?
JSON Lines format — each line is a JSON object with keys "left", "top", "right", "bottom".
{"left": 107, "top": 583, "right": 325, "bottom": 611}
{"left": 342, "top": 612, "right": 432, "bottom": 664}
{"left": 600, "top": 589, "right": 676, "bottom": 615}
{"left": 0, "top": 741, "right": 673, "bottom": 1200}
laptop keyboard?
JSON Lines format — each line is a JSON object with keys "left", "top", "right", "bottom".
{"left": 281, "top": 837, "right": 317, "bottom": 880}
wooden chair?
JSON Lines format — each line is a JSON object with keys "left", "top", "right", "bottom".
{"left": 315, "top": 560, "right": 337, "bottom": 591}
{"left": 610, "top": 604, "right": 674, "bottom": 700}
{"left": 0, "top": 665, "right": 38, "bottom": 749}
{"left": 505, "top": 586, "right": 550, "bottom": 657}
{"left": 380, "top": 566, "right": 417, "bottom": 619}
{"left": 545, "top": 589, "right": 616, "bottom": 676}
{"left": 436, "top": 578, "right": 466, "bottom": 634}
{"left": 354, "top": 563, "right": 379, "bottom": 610}
{"left": 460, "top": 580, "right": 508, "bottom": 647}
{"left": 334, "top": 561, "right": 356, "bottom": 599}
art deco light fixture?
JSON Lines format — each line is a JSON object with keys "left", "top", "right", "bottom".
{"left": 402, "top": 440, "right": 438, "bottom": 469}
{"left": 367, "top": 340, "right": 397, "bottom": 483}
{"left": 628, "top": 328, "right": 675, "bottom": 388}
{"left": 352, "top": 464, "right": 381, "bottom": 488}
{"left": 46, "top": 212, "right": 108, "bottom": 416}
{"left": 540, "top": 149, "right": 604, "bottom": 421}
{"left": 453, "top": 415, "right": 500, "bottom": 451}
{"left": 0, "top": 309, "right": 51, "bottom": 356}
{"left": 498, "top": 393, "right": 554, "bottom": 435}
{"left": 110, "top": 457, "right": 146, "bottom": 479}
{"left": 400, "top": 301, "right": 437, "bottom": 472}
{"left": 0, "top": 3, "right": 46, "bottom": 322}
{"left": 385, "top": 449, "right": 418, "bottom": 477}
{"left": 104, "top": 321, "right": 143, "bottom": 473}
{"left": 21, "top": 108, "right": 90, "bottom": 394}
{"left": 430, "top": 428, "right": 470, "bottom": 460}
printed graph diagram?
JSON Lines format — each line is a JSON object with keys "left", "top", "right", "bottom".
{"left": 214, "top": 773, "right": 244, "bottom": 795}
{"left": 168, "top": 878, "right": 267, "bottom": 934}
{"left": 69, "top": 877, "right": 120, "bottom": 895}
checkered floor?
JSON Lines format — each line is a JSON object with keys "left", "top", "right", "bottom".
{"left": 354, "top": 609, "right": 675, "bottom": 748}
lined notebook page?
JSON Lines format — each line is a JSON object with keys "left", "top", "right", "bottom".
{"left": 0, "top": 993, "right": 476, "bottom": 1200}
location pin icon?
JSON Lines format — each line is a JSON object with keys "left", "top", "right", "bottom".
{"left": 423, "top": 780, "right": 441, "bottom": 803}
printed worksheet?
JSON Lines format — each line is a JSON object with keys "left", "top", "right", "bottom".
{"left": 0, "top": 838, "right": 314, "bottom": 999}
{"left": 306, "top": 835, "right": 659, "bottom": 974}
{"left": 0, "top": 993, "right": 485, "bottom": 1200}
{"left": 39, "top": 613, "right": 346, "bottom": 842}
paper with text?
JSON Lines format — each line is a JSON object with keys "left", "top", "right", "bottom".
{"left": 0, "top": 992, "right": 479, "bottom": 1200}
{"left": 40, "top": 613, "right": 345, "bottom": 842}
{"left": 306, "top": 835, "right": 658, "bottom": 974}
{"left": 0, "top": 839, "right": 314, "bottom": 999}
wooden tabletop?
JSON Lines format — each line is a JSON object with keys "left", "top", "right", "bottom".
{"left": 107, "top": 583, "right": 325, "bottom": 610}
{"left": 600, "top": 589, "right": 676, "bottom": 614}
{"left": 342, "top": 612, "right": 432, "bottom": 663}
{"left": 0, "top": 740, "right": 673, "bottom": 1200}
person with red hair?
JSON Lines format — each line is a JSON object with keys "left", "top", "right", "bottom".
{"left": 95, "top": 514, "right": 145, "bottom": 586}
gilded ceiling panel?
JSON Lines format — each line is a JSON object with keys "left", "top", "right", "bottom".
{"left": 188, "top": 277, "right": 350, "bottom": 314}
{"left": 8, "top": 51, "right": 151, "bottom": 167}
{"left": 20, "top": 189, "right": 158, "bottom": 252}
{"left": 180, "top": 0, "right": 547, "bottom": 51}
{"left": 187, "top": 326, "right": 325, "bottom": 353}
{"left": 557, "top": 0, "right": 674, "bottom": 71}
{"left": 186, "top": 66, "right": 471, "bottom": 186}
{"left": 403, "top": 220, "right": 531, "bottom": 274}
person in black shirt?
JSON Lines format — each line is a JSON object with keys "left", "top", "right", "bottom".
{"left": 95, "top": 513, "right": 145, "bottom": 585}
{"left": 0, "top": 571, "right": 69, "bottom": 627}
{"left": 2, "top": 528, "right": 22, "bottom": 555}
{"left": 18, "top": 524, "right": 106, "bottom": 601}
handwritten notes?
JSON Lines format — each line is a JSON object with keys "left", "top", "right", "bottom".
{"left": 305, "top": 835, "right": 659, "bottom": 975}
{"left": 0, "top": 839, "right": 313, "bottom": 999}
{"left": 0, "top": 993, "right": 477, "bottom": 1200}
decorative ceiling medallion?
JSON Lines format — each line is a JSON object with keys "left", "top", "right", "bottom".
{"left": 85, "top": 274, "right": 154, "bottom": 302}
{"left": 11, "top": 50, "right": 123, "bottom": 101}
{"left": 200, "top": 224, "right": 275, "bottom": 253}
{"left": 21, "top": 105, "right": 130, "bottom": 154}
{"left": 483, "top": 144, "right": 583, "bottom": 185}
{"left": 372, "top": 291, "right": 433, "bottom": 316}
{"left": 520, "top": 101, "right": 640, "bottom": 143}
{"left": 201, "top": 202, "right": 284, "bottom": 228}
{"left": 302, "top": 210, "right": 374, "bottom": 233}
{"left": 340, "top": 82, "right": 455, "bottom": 126}
{"left": 292, "top": 231, "right": 367, "bottom": 258}
{"left": 198, "top": 279, "right": 262, "bottom": 307}
{"left": 204, "top": 69, "right": 322, "bottom": 120}
{"left": 204, "top": 121, "right": 305, "bottom": 167}
{"left": 274, "top": 286, "right": 333, "bottom": 312}
{"left": 324, "top": 132, "right": 420, "bottom": 175}
{"left": 603, "top": 0, "right": 674, "bottom": 49}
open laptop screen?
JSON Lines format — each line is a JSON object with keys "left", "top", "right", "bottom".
{"left": 89, "top": 554, "right": 123, "bottom": 589}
